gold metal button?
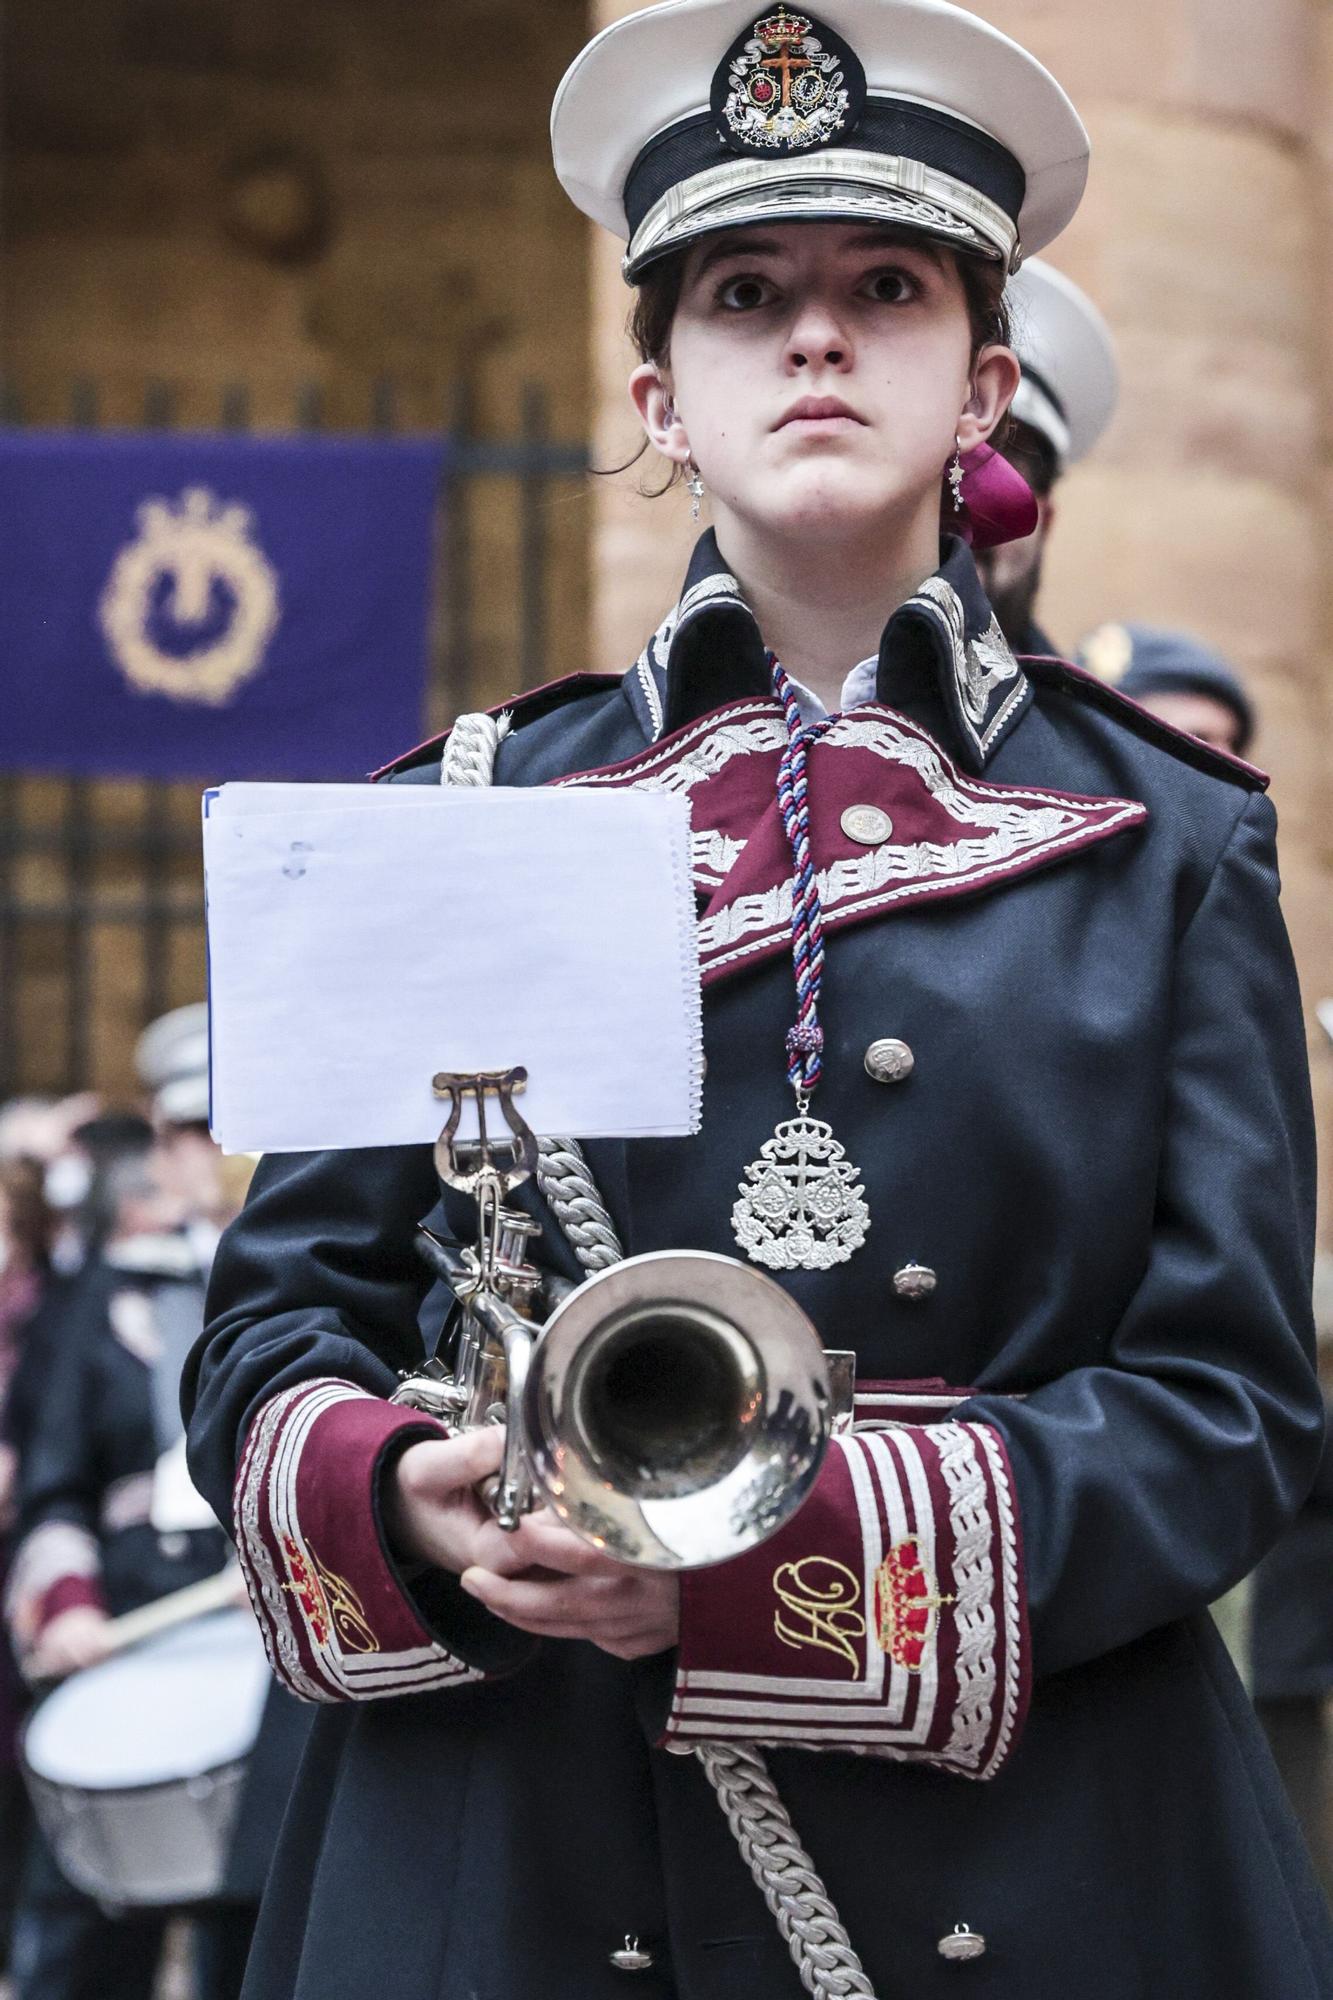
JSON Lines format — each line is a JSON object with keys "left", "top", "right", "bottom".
{"left": 610, "top": 1936, "right": 655, "bottom": 1972}
{"left": 864, "top": 1038, "right": 914, "bottom": 1084}
{"left": 841, "top": 803, "right": 893, "bottom": 845}
{"left": 937, "top": 1924, "right": 986, "bottom": 1962}
{"left": 894, "top": 1263, "right": 937, "bottom": 1301}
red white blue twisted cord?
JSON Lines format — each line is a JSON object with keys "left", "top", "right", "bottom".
{"left": 771, "top": 655, "right": 834, "bottom": 1099}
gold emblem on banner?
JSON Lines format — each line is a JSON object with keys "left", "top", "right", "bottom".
{"left": 99, "top": 486, "right": 281, "bottom": 706}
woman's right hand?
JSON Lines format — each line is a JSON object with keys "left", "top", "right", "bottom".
{"left": 383, "top": 1426, "right": 524, "bottom": 1577}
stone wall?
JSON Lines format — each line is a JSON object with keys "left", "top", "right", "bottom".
{"left": 589, "top": 0, "right": 1333, "bottom": 1242}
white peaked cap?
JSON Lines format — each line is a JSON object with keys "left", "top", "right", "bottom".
{"left": 553, "top": 0, "right": 1089, "bottom": 281}
{"left": 1005, "top": 257, "right": 1119, "bottom": 470}
{"left": 134, "top": 1002, "right": 211, "bottom": 1127}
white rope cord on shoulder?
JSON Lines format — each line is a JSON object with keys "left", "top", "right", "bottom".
{"left": 440, "top": 712, "right": 879, "bottom": 2000}
{"left": 439, "top": 708, "right": 511, "bottom": 788}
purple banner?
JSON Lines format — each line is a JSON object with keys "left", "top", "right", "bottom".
{"left": 0, "top": 429, "right": 446, "bottom": 780}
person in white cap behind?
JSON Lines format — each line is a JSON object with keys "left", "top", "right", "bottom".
{"left": 184, "top": 5, "right": 1333, "bottom": 1997}
{"left": 134, "top": 1004, "right": 233, "bottom": 1259}
{"left": 976, "top": 256, "right": 1119, "bottom": 655}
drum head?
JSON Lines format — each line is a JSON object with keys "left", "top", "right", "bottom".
{"left": 24, "top": 1608, "right": 270, "bottom": 1790}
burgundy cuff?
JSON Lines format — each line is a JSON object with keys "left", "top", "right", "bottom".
{"left": 234, "top": 1378, "right": 487, "bottom": 1704}
{"left": 6, "top": 1521, "right": 105, "bottom": 1658}
{"left": 37, "top": 1574, "right": 108, "bottom": 1633}
{"left": 664, "top": 1395, "right": 1029, "bottom": 1781}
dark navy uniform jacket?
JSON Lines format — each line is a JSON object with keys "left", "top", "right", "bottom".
{"left": 1251, "top": 1411, "right": 1333, "bottom": 1703}
{"left": 185, "top": 536, "right": 1333, "bottom": 2000}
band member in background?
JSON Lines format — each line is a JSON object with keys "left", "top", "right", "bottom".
{"left": 2, "top": 1113, "right": 156, "bottom": 1566}
{"left": 1079, "top": 619, "right": 1256, "bottom": 758}
{"left": 136, "top": 1005, "right": 247, "bottom": 1260}
{"left": 976, "top": 257, "right": 1119, "bottom": 656}
{"left": 185, "top": 2, "right": 1332, "bottom": 1994}
{"left": 5, "top": 1010, "right": 292, "bottom": 2000}
{"left": 6, "top": 1136, "right": 229, "bottom": 2000}
{"left": 0, "top": 1158, "right": 52, "bottom": 1547}
{"left": 130, "top": 1008, "right": 316, "bottom": 1999}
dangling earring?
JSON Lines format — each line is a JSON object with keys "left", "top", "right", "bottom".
{"left": 947, "top": 435, "right": 966, "bottom": 511}
{"left": 687, "top": 461, "right": 705, "bottom": 523}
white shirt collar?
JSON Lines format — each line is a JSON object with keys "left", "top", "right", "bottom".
{"left": 784, "top": 656, "right": 879, "bottom": 725}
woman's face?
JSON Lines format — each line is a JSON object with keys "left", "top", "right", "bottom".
{"left": 632, "top": 222, "right": 1015, "bottom": 550}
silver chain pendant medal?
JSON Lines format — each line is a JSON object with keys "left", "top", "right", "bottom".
{"left": 733, "top": 1095, "right": 870, "bottom": 1272}
{"left": 732, "top": 660, "right": 870, "bottom": 1273}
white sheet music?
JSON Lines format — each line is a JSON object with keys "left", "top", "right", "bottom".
{"left": 203, "top": 782, "right": 702, "bottom": 1152}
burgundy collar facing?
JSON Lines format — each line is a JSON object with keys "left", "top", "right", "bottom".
{"left": 565, "top": 696, "right": 1147, "bottom": 989}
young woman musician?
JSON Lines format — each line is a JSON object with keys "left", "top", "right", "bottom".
{"left": 185, "top": 2, "right": 1333, "bottom": 1993}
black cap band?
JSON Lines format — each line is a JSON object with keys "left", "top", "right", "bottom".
{"left": 625, "top": 96, "right": 1026, "bottom": 240}
{"left": 1018, "top": 361, "right": 1068, "bottom": 425}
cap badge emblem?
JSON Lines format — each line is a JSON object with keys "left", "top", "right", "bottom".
{"left": 712, "top": 8, "right": 864, "bottom": 157}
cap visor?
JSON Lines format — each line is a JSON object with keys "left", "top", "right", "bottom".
{"left": 624, "top": 150, "right": 1015, "bottom": 280}
{"left": 155, "top": 1077, "right": 211, "bottom": 1126}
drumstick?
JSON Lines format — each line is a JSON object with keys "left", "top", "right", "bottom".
{"left": 100, "top": 1566, "right": 246, "bottom": 1657}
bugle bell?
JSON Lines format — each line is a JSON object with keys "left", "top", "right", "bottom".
{"left": 394, "top": 1226, "right": 837, "bottom": 1571}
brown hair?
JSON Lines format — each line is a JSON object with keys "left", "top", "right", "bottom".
{"left": 623, "top": 232, "right": 1011, "bottom": 493}
{"left": 0, "top": 1158, "right": 52, "bottom": 1271}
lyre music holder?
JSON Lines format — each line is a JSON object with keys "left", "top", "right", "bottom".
{"left": 400, "top": 1067, "right": 546, "bottom": 1522}
{"left": 431, "top": 1067, "right": 539, "bottom": 1198}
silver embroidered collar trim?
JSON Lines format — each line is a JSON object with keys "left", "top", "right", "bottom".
{"left": 630, "top": 569, "right": 1026, "bottom": 764}
{"left": 632, "top": 571, "right": 751, "bottom": 742}
{"left": 676, "top": 570, "right": 748, "bottom": 625}
{"left": 634, "top": 623, "right": 668, "bottom": 738}
{"left": 907, "top": 577, "right": 1027, "bottom": 761}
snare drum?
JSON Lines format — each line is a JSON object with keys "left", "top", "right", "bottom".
{"left": 21, "top": 1608, "right": 271, "bottom": 1908}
